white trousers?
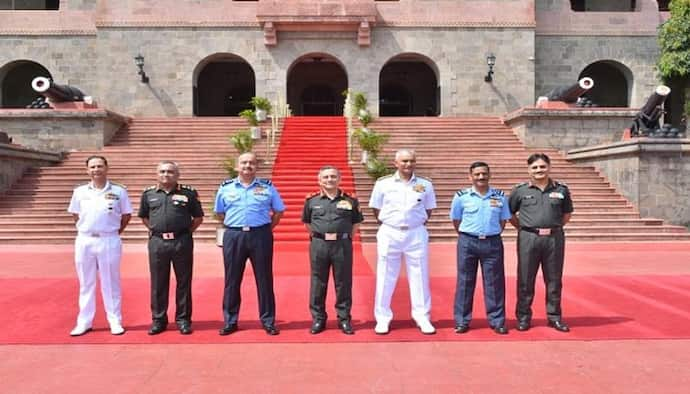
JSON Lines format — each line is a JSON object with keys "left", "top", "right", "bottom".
{"left": 74, "top": 234, "right": 123, "bottom": 328}
{"left": 374, "top": 225, "right": 431, "bottom": 323}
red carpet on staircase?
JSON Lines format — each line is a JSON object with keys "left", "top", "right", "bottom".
{"left": 271, "top": 116, "right": 358, "bottom": 242}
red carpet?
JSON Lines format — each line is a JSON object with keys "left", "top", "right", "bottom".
{"left": 2, "top": 273, "right": 690, "bottom": 344}
{"left": 271, "top": 116, "right": 358, "bottom": 242}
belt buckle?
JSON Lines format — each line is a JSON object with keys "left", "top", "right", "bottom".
{"left": 399, "top": 225, "right": 409, "bottom": 231}
{"left": 90, "top": 233, "right": 100, "bottom": 238}
{"left": 478, "top": 235, "right": 487, "bottom": 240}
{"left": 537, "top": 228, "right": 551, "bottom": 236}
{"left": 162, "top": 232, "right": 175, "bottom": 240}
{"left": 324, "top": 233, "right": 337, "bottom": 241}
{"left": 242, "top": 226, "right": 251, "bottom": 232}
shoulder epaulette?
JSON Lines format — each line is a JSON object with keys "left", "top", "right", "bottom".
{"left": 110, "top": 181, "right": 127, "bottom": 189}
{"left": 143, "top": 185, "right": 157, "bottom": 192}
{"left": 258, "top": 178, "right": 272, "bottom": 185}
{"left": 491, "top": 188, "right": 505, "bottom": 197}
{"left": 181, "top": 184, "right": 196, "bottom": 192}
{"left": 455, "top": 189, "right": 468, "bottom": 198}
{"left": 220, "top": 178, "right": 235, "bottom": 187}
{"left": 376, "top": 174, "right": 393, "bottom": 181}
{"left": 305, "top": 191, "right": 320, "bottom": 199}
{"left": 514, "top": 182, "right": 528, "bottom": 188}
{"left": 554, "top": 180, "right": 569, "bottom": 188}
{"left": 416, "top": 175, "right": 432, "bottom": 182}
{"left": 74, "top": 182, "right": 88, "bottom": 188}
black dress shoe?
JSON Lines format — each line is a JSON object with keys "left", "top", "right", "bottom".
{"left": 218, "top": 323, "right": 238, "bottom": 336}
{"left": 454, "top": 324, "right": 470, "bottom": 334}
{"left": 493, "top": 326, "right": 509, "bottom": 335}
{"left": 548, "top": 320, "right": 570, "bottom": 332}
{"left": 148, "top": 322, "right": 167, "bottom": 336}
{"left": 263, "top": 325, "right": 280, "bottom": 336}
{"left": 310, "top": 320, "right": 326, "bottom": 335}
{"left": 516, "top": 320, "right": 531, "bottom": 331}
{"left": 339, "top": 320, "right": 354, "bottom": 335}
{"left": 179, "top": 324, "right": 193, "bottom": 335}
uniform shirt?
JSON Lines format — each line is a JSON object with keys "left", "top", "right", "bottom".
{"left": 369, "top": 172, "right": 437, "bottom": 228}
{"left": 302, "top": 189, "right": 364, "bottom": 234}
{"left": 450, "top": 187, "right": 512, "bottom": 236}
{"left": 508, "top": 180, "right": 574, "bottom": 228}
{"left": 214, "top": 177, "right": 285, "bottom": 227}
{"left": 138, "top": 184, "right": 204, "bottom": 233}
{"left": 68, "top": 180, "right": 133, "bottom": 234}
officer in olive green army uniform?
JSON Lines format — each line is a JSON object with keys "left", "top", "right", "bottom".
{"left": 302, "top": 166, "right": 364, "bottom": 335}
{"left": 509, "top": 153, "right": 573, "bottom": 333}
{"left": 138, "top": 161, "right": 204, "bottom": 336}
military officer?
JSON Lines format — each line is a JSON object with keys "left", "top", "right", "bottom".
{"left": 302, "top": 166, "right": 364, "bottom": 335}
{"left": 138, "top": 161, "right": 204, "bottom": 335}
{"left": 369, "top": 149, "right": 437, "bottom": 335}
{"left": 214, "top": 152, "right": 285, "bottom": 336}
{"left": 68, "top": 155, "right": 132, "bottom": 336}
{"left": 450, "top": 162, "right": 511, "bottom": 335}
{"left": 509, "top": 153, "right": 573, "bottom": 332}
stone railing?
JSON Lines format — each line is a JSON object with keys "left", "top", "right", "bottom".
{"left": 0, "top": 143, "right": 62, "bottom": 194}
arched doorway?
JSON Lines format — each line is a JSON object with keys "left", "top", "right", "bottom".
{"left": 0, "top": 60, "right": 51, "bottom": 108}
{"left": 379, "top": 53, "right": 439, "bottom": 116}
{"left": 193, "top": 54, "right": 255, "bottom": 116}
{"left": 579, "top": 60, "right": 631, "bottom": 107}
{"left": 287, "top": 54, "right": 347, "bottom": 116}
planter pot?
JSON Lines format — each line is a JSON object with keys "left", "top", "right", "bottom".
{"left": 250, "top": 126, "right": 262, "bottom": 139}
{"left": 255, "top": 109, "right": 267, "bottom": 122}
{"left": 216, "top": 227, "right": 225, "bottom": 247}
{"left": 360, "top": 150, "right": 369, "bottom": 164}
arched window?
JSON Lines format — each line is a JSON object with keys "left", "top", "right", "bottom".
{"left": 658, "top": 0, "right": 670, "bottom": 11}
{"left": 379, "top": 53, "right": 439, "bottom": 116}
{"left": 0, "top": 1, "right": 59, "bottom": 10}
{"left": 0, "top": 60, "right": 52, "bottom": 108}
{"left": 193, "top": 53, "right": 255, "bottom": 116}
{"left": 287, "top": 53, "right": 348, "bottom": 116}
{"left": 578, "top": 60, "right": 632, "bottom": 107}
{"left": 571, "top": 1, "right": 636, "bottom": 12}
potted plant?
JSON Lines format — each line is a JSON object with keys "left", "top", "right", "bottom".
{"left": 365, "top": 157, "right": 394, "bottom": 180}
{"left": 250, "top": 96, "right": 272, "bottom": 122}
{"left": 239, "top": 109, "right": 262, "bottom": 139}
{"left": 230, "top": 129, "right": 254, "bottom": 153}
{"left": 358, "top": 110, "right": 372, "bottom": 130}
{"left": 353, "top": 128, "right": 388, "bottom": 164}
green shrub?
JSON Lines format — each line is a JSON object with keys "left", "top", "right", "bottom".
{"left": 230, "top": 129, "right": 254, "bottom": 153}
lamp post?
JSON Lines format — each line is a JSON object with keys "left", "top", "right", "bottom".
{"left": 484, "top": 53, "right": 496, "bottom": 83}
{"left": 134, "top": 53, "right": 149, "bottom": 84}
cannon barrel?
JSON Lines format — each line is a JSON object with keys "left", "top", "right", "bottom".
{"left": 31, "top": 77, "right": 85, "bottom": 102}
{"left": 630, "top": 85, "right": 671, "bottom": 137}
{"left": 546, "top": 77, "right": 594, "bottom": 103}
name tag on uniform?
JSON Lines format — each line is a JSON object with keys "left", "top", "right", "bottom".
{"left": 549, "top": 192, "right": 564, "bottom": 199}
{"left": 325, "top": 233, "right": 337, "bottom": 241}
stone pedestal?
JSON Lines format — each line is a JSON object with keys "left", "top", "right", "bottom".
{"left": 0, "top": 109, "right": 130, "bottom": 153}
{"left": 567, "top": 139, "right": 690, "bottom": 226}
{"left": 0, "top": 143, "right": 62, "bottom": 195}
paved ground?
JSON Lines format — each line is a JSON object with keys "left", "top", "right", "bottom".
{"left": 2, "top": 241, "right": 690, "bottom": 393}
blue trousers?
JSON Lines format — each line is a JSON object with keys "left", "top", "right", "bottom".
{"left": 454, "top": 234, "right": 506, "bottom": 327}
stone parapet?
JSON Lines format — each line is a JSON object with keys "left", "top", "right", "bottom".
{"left": 0, "top": 109, "right": 130, "bottom": 153}
{"left": 503, "top": 107, "right": 637, "bottom": 151}
{"left": 0, "top": 143, "right": 62, "bottom": 195}
{"left": 567, "top": 139, "right": 690, "bottom": 226}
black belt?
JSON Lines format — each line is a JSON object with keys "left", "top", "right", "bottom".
{"left": 151, "top": 230, "right": 189, "bottom": 240}
{"left": 460, "top": 232, "right": 501, "bottom": 240}
{"left": 520, "top": 227, "right": 562, "bottom": 236}
{"left": 311, "top": 232, "right": 351, "bottom": 241}
{"left": 225, "top": 224, "right": 270, "bottom": 232}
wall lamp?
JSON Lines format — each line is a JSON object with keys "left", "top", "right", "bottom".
{"left": 134, "top": 53, "right": 149, "bottom": 84}
{"left": 484, "top": 53, "right": 496, "bottom": 83}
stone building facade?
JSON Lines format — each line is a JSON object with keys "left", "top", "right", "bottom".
{"left": 0, "top": 0, "right": 674, "bottom": 118}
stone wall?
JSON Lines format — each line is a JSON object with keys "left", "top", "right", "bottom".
{"left": 568, "top": 139, "right": 690, "bottom": 226}
{"left": 0, "top": 143, "right": 61, "bottom": 194}
{"left": 503, "top": 108, "right": 637, "bottom": 151}
{"left": 0, "top": 109, "right": 130, "bottom": 152}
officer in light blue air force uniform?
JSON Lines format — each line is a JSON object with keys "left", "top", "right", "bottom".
{"left": 449, "top": 161, "right": 512, "bottom": 335}
{"left": 214, "top": 152, "right": 285, "bottom": 336}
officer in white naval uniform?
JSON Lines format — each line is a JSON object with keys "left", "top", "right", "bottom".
{"left": 369, "top": 149, "right": 437, "bottom": 335}
{"left": 67, "top": 155, "right": 132, "bottom": 336}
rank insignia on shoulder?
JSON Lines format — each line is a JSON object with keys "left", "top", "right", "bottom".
{"left": 416, "top": 175, "right": 431, "bottom": 182}
{"left": 220, "top": 178, "right": 235, "bottom": 187}
{"left": 377, "top": 174, "right": 393, "bottom": 181}
{"left": 491, "top": 188, "right": 505, "bottom": 197}
{"left": 514, "top": 182, "right": 528, "bottom": 188}
{"left": 555, "top": 180, "right": 569, "bottom": 188}
{"left": 181, "top": 184, "right": 196, "bottom": 192}
{"left": 111, "top": 181, "right": 127, "bottom": 189}
{"left": 455, "top": 189, "right": 467, "bottom": 197}
{"left": 413, "top": 184, "right": 426, "bottom": 193}
{"left": 305, "top": 191, "right": 320, "bottom": 199}
{"left": 144, "top": 185, "right": 157, "bottom": 192}
{"left": 258, "top": 178, "right": 272, "bottom": 186}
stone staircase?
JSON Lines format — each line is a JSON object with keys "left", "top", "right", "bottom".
{"left": 352, "top": 117, "right": 690, "bottom": 242}
{"left": 0, "top": 117, "right": 279, "bottom": 243}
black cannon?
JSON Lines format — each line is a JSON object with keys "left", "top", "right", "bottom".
{"left": 546, "top": 77, "right": 594, "bottom": 103}
{"left": 31, "top": 76, "right": 85, "bottom": 102}
{"left": 630, "top": 85, "right": 671, "bottom": 137}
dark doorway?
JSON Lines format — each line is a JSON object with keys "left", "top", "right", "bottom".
{"left": 379, "top": 54, "right": 439, "bottom": 116}
{"left": 579, "top": 61, "right": 631, "bottom": 107}
{"left": 194, "top": 55, "right": 255, "bottom": 116}
{"left": 287, "top": 55, "right": 347, "bottom": 116}
{"left": 0, "top": 60, "right": 51, "bottom": 108}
